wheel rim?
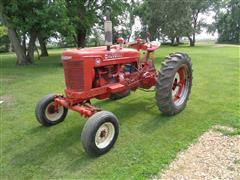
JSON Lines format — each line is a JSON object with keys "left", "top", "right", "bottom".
{"left": 95, "top": 122, "right": 115, "bottom": 149}
{"left": 45, "top": 102, "right": 64, "bottom": 121}
{"left": 172, "top": 65, "right": 190, "bottom": 107}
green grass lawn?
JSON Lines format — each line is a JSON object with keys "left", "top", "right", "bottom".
{"left": 1, "top": 42, "right": 239, "bottom": 179}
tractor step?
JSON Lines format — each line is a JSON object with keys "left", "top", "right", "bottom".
{"left": 107, "top": 83, "right": 125, "bottom": 93}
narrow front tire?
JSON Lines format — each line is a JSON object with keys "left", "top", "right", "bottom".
{"left": 81, "top": 111, "right": 119, "bottom": 156}
{"left": 35, "top": 94, "right": 68, "bottom": 126}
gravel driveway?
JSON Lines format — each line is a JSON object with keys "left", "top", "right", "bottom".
{"left": 155, "top": 126, "right": 240, "bottom": 180}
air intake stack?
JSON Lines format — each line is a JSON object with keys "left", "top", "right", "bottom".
{"left": 104, "top": 6, "right": 112, "bottom": 51}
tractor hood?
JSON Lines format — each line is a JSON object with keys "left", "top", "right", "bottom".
{"left": 61, "top": 46, "right": 140, "bottom": 62}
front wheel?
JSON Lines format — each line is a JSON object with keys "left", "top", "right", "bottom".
{"left": 156, "top": 53, "right": 192, "bottom": 115}
{"left": 81, "top": 111, "right": 119, "bottom": 156}
{"left": 35, "top": 94, "right": 68, "bottom": 126}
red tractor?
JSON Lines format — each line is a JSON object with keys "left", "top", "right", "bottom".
{"left": 35, "top": 8, "right": 192, "bottom": 156}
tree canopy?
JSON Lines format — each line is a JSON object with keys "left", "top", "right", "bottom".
{"left": 0, "top": 0, "right": 129, "bottom": 65}
{"left": 135, "top": 0, "right": 214, "bottom": 46}
{"left": 0, "top": 0, "right": 239, "bottom": 65}
{"left": 0, "top": 25, "right": 9, "bottom": 52}
{"left": 209, "top": 0, "right": 240, "bottom": 43}
{"left": 0, "top": 0, "right": 70, "bottom": 64}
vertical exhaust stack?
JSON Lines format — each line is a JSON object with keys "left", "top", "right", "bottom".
{"left": 104, "top": 6, "right": 112, "bottom": 51}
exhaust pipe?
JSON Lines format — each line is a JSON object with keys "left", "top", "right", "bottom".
{"left": 104, "top": 6, "right": 112, "bottom": 51}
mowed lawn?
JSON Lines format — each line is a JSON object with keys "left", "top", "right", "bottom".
{"left": 1, "top": 42, "right": 239, "bottom": 179}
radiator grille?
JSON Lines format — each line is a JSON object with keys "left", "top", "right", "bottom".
{"left": 63, "top": 61, "right": 84, "bottom": 91}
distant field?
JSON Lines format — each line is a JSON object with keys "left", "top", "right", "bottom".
{"left": 1, "top": 42, "right": 239, "bottom": 179}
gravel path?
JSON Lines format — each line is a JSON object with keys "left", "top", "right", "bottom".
{"left": 156, "top": 126, "right": 240, "bottom": 180}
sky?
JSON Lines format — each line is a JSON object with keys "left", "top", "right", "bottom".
{"left": 196, "top": 12, "right": 218, "bottom": 40}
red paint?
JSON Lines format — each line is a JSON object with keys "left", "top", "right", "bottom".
{"left": 117, "top": 37, "right": 124, "bottom": 44}
{"left": 173, "top": 66, "right": 186, "bottom": 103}
{"left": 58, "top": 42, "right": 160, "bottom": 118}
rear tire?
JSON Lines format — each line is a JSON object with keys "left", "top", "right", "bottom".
{"left": 81, "top": 111, "right": 119, "bottom": 156}
{"left": 156, "top": 53, "right": 192, "bottom": 115}
{"left": 35, "top": 94, "right": 68, "bottom": 126}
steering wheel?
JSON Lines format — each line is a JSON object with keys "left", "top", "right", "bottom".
{"left": 128, "top": 38, "right": 160, "bottom": 52}
{"left": 127, "top": 38, "right": 146, "bottom": 51}
{"left": 145, "top": 41, "right": 161, "bottom": 52}
{"left": 128, "top": 38, "right": 145, "bottom": 45}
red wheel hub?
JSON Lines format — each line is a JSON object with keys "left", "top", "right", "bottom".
{"left": 172, "top": 65, "right": 189, "bottom": 106}
{"left": 47, "top": 105, "right": 56, "bottom": 114}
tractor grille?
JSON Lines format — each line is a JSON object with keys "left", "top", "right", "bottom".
{"left": 63, "top": 61, "right": 84, "bottom": 91}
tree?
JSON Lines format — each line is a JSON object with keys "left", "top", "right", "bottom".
{"left": 38, "top": 33, "right": 49, "bottom": 57}
{"left": 187, "top": 0, "right": 213, "bottom": 46}
{"left": 0, "top": 0, "right": 69, "bottom": 65}
{"left": 152, "top": 0, "right": 193, "bottom": 45}
{"left": 66, "top": 0, "right": 128, "bottom": 48}
{"left": 136, "top": 0, "right": 213, "bottom": 46}
{"left": 134, "top": 0, "right": 157, "bottom": 41}
{"left": 0, "top": 25, "right": 10, "bottom": 52}
{"left": 135, "top": 0, "right": 193, "bottom": 45}
{"left": 0, "top": 2, "right": 28, "bottom": 65}
{"left": 90, "top": 25, "right": 103, "bottom": 46}
{"left": 103, "top": 0, "right": 137, "bottom": 44}
{"left": 209, "top": 0, "right": 240, "bottom": 43}
{"left": 36, "top": 1, "right": 71, "bottom": 57}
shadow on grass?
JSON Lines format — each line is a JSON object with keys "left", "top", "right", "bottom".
{"left": 26, "top": 125, "right": 50, "bottom": 134}
{"left": 12, "top": 93, "right": 173, "bottom": 169}
{"left": 11, "top": 124, "right": 85, "bottom": 167}
{"left": 94, "top": 93, "right": 173, "bottom": 128}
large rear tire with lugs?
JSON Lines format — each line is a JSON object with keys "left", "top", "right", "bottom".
{"left": 156, "top": 53, "right": 192, "bottom": 116}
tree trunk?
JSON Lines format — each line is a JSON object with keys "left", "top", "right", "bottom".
{"left": 0, "top": 2, "right": 30, "bottom": 65}
{"left": 8, "top": 29, "right": 31, "bottom": 65}
{"left": 35, "top": 43, "right": 40, "bottom": 60}
{"left": 22, "top": 33, "right": 27, "bottom": 54}
{"left": 72, "top": 35, "right": 78, "bottom": 47}
{"left": 237, "top": 32, "right": 240, "bottom": 44}
{"left": 190, "top": 41, "right": 195, "bottom": 46}
{"left": 176, "top": 36, "right": 180, "bottom": 45}
{"left": 76, "top": 28, "right": 87, "bottom": 48}
{"left": 192, "top": 33, "right": 195, "bottom": 46}
{"left": 188, "top": 36, "right": 195, "bottom": 47}
{"left": 191, "top": 11, "right": 198, "bottom": 47}
{"left": 94, "top": 39, "right": 98, "bottom": 46}
{"left": 171, "top": 37, "right": 175, "bottom": 46}
{"left": 27, "top": 30, "right": 37, "bottom": 63}
{"left": 9, "top": 42, "right": 13, "bottom": 52}
{"left": 38, "top": 34, "right": 48, "bottom": 57}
